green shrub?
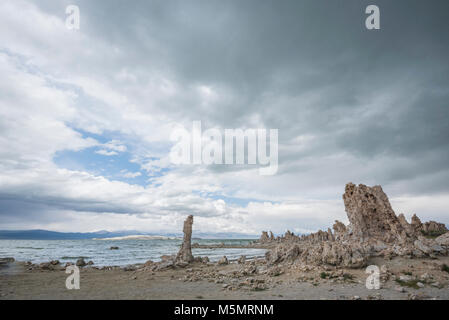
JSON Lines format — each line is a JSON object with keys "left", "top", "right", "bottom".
{"left": 421, "top": 230, "right": 446, "bottom": 239}
{"left": 442, "top": 264, "right": 449, "bottom": 274}
{"left": 343, "top": 273, "right": 354, "bottom": 281}
{"left": 395, "top": 279, "right": 420, "bottom": 289}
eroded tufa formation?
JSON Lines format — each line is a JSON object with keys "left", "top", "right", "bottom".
{"left": 176, "top": 215, "right": 194, "bottom": 263}
{"left": 342, "top": 183, "right": 408, "bottom": 243}
{"left": 263, "top": 183, "right": 449, "bottom": 268}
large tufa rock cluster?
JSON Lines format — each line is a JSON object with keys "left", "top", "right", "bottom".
{"left": 264, "top": 183, "right": 449, "bottom": 268}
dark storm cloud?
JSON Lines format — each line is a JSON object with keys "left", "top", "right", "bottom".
{"left": 19, "top": 0, "right": 449, "bottom": 171}
{"left": 0, "top": 194, "right": 142, "bottom": 215}
{"left": 45, "top": 0, "right": 449, "bottom": 145}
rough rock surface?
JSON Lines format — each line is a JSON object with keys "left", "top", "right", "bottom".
{"left": 218, "top": 256, "right": 229, "bottom": 265}
{"left": 333, "top": 221, "right": 347, "bottom": 240}
{"left": 259, "top": 231, "right": 270, "bottom": 243}
{"left": 421, "top": 221, "right": 448, "bottom": 237}
{"left": 411, "top": 214, "right": 423, "bottom": 233}
{"left": 398, "top": 214, "right": 415, "bottom": 237}
{"left": 436, "top": 232, "right": 449, "bottom": 247}
{"left": 176, "top": 215, "right": 194, "bottom": 264}
{"left": 0, "top": 257, "right": 15, "bottom": 266}
{"left": 76, "top": 258, "right": 86, "bottom": 267}
{"left": 342, "top": 183, "right": 407, "bottom": 243}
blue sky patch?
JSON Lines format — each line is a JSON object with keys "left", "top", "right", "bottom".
{"left": 53, "top": 128, "right": 168, "bottom": 187}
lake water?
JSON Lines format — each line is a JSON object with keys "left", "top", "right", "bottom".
{"left": 0, "top": 239, "right": 266, "bottom": 266}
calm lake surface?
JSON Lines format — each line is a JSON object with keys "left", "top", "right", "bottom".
{"left": 0, "top": 239, "right": 266, "bottom": 266}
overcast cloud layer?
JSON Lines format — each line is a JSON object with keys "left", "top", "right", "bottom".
{"left": 1, "top": 0, "right": 448, "bottom": 235}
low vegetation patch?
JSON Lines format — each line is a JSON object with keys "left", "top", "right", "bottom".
{"left": 252, "top": 286, "right": 267, "bottom": 292}
{"left": 343, "top": 273, "right": 354, "bottom": 281}
{"left": 395, "top": 279, "right": 421, "bottom": 289}
{"left": 319, "top": 271, "right": 354, "bottom": 282}
{"left": 441, "top": 264, "right": 449, "bottom": 274}
{"left": 421, "top": 230, "right": 446, "bottom": 239}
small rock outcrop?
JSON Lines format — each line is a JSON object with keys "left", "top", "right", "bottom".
{"left": 411, "top": 214, "right": 423, "bottom": 233}
{"left": 176, "top": 215, "right": 194, "bottom": 263}
{"left": 76, "top": 258, "right": 86, "bottom": 267}
{"left": 399, "top": 213, "right": 448, "bottom": 238}
{"left": 333, "top": 220, "right": 347, "bottom": 240}
{"left": 259, "top": 231, "right": 270, "bottom": 243}
{"left": 217, "top": 256, "right": 229, "bottom": 265}
{"left": 420, "top": 221, "right": 448, "bottom": 237}
{"left": 0, "top": 257, "right": 15, "bottom": 267}
{"left": 436, "top": 232, "right": 449, "bottom": 246}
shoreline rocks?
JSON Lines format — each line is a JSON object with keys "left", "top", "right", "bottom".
{"left": 0, "top": 257, "right": 15, "bottom": 266}
{"left": 218, "top": 256, "right": 229, "bottom": 265}
{"left": 76, "top": 258, "right": 87, "bottom": 267}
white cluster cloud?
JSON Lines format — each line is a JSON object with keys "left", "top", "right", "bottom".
{"left": 95, "top": 140, "right": 127, "bottom": 156}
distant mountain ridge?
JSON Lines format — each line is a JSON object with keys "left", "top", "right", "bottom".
{"left": 0, "top": 229, "right": 258, "bottom": 240}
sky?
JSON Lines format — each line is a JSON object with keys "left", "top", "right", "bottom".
{"left": 0, "top": 0, "right": 448, "bottom": 235}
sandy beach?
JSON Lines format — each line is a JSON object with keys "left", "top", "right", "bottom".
{"left": 2, "top": 255, "right": 449, "bottom": 300}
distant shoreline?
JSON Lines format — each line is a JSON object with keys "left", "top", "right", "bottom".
{"left": 0, "top": 230, "right": 259, "bottom": 241}
{"left": 92, "top": 235, "right": 179, "bottom": 241}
